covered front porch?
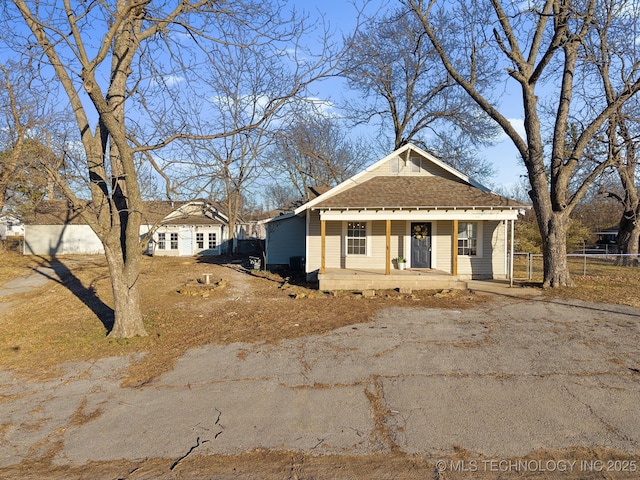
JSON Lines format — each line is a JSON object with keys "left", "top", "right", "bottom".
{"left": 318, "top": 267, "right": 468, "bottom": 291}
{"left": 309, "top": 207, "right": 522, "bottom": 291}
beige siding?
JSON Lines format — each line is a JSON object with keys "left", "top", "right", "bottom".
{"left": 391, "top": 221, "right": 406, "bottom": 259}
{"left": 353, "top": 154, "right": 465, "bottom": 185}
{"left": 434, "top": 220, "right": 453, "bottom": 274}
{"left": 456, "top": 220, "right": 504, "bottom": 279}
{"left": 307, "top": 216, "right": 411, "bottom": 272}
{"left": 325, "top": 221, "right": 342, "bottom": 268}
{"left": 307, "top": 211, "right": 343, "bottom": 271}
{"left": 490, "top": 220, "right": 507, "bottom": 279}
{"left": 307, "top": 210, "right": 324, "bottom": 271}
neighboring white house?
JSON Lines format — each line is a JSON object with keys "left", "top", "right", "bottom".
{"left": 146, "top": 201, "right": 228, "bottom": 257}
{"left": 22, "top": 200, "right": 249, "bottom": 256}
{"left": 0, "top": 214, "right": 24, "bottom": 239}
{"left": 264, "top": 143, "right": 528, "bottom": 290}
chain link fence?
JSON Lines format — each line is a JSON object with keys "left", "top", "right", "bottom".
{"left": 513, "top": 252, "right": 640, "bottom": 281}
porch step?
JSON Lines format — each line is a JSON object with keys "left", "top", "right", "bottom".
{"left": 318, "top": 273, "right": 468, "bottom": 292}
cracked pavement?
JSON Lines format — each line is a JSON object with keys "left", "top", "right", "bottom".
{"left": 1, "top": 296, "right": 640, "bottom": 468}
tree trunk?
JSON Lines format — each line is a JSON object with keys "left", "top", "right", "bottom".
{"left": 541, "top": 216, "right": 573, "bottom": 287}
{"left": 616, "top": 209, "right": 640, "bottom": 266}
{"left": 532, "top": 185, "right": 574, "bottom": 287}
{"left": 104, "top": 245, "right": 146, "bottom": 338}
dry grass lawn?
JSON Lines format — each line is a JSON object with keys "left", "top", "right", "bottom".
{"left": 0, "top": 251, "right": 488, "bottom": 386}
{"left": 515, "top": 255, "right": 640, "bottom": 307}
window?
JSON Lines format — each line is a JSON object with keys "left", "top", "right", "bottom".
{"left": 208, "top": 232, "right": 217, "bottom": 249}
{"left": 411, "top": 157, "right": 422, "bottom": 172}
{"left": 458, "top": 222, "right": 478, "bottom": 256}
{"left": 196, "top": 233, "right": 204, "bottom": 249}
{"left": 347, "top": 222, "right": 367, "bottom": 255}
{"left": 389, "top": 157, "right": 400, "bottom": 173}
{"left": 157, "top": 233, "right": 166, "bottom": 250}
{"left": 170, "top": 232, "right": 178, "bottom": 250}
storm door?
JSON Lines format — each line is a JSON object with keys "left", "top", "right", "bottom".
{"left": 410, "top": 222, "right": 431, "bottom": 268}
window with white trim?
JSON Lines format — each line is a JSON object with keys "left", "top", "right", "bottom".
{"left": 170, "top": 232, "right": 178, "bottom": 250}
{"left": 458, "top": 222, "right": 478, "bottom": 256}
{"left": 196, "top": 233, "right": 204, "bottom": 249}
{"left": 157, "top": 233, "right": 166, "bottom": 250}
{"left": 208, "top": 232, "right": 217, "bottom": 248}
{"left": 346, "top": 222, "right": 367, "bottom": 255}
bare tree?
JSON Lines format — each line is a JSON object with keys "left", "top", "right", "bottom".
{"left": 585, "top": 10, "right": 640, "bottom": 262}
{"left": 186, "top": 130, "right": 269, "bottom": 255}
{"left": 158, "top": 22, "right": 283, "bottom": 254}
{"left": 406, "top": 0, "right": 640, "bottom": 287}
{"left": 602, "top": 112, "right": 640, "bottom": 262}
{"left": 269, "top": 112, "right": 373, "bottom": 200}
{"left": 5, "top": 1, "right": 348, "bottom": 337}
{"left": 341, "top": 7, "right": 498, "bottom": 180}
{"left": 0, "top": 60, "right": 66, "bottom": 214}
{"left": 263, "top": 183, "right": 300, "bottom": 211}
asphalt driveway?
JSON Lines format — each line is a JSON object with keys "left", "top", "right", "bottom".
{"left": 2, "top": 292, "right": 639, "bottom": 476}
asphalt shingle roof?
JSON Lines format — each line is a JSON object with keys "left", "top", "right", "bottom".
{"left": 313, "top": 176, "right": 524, "bottom": 209}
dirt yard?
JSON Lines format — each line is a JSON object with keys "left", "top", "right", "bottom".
{"left": 1, "top": 253, "right": 639, "bottom": 479}
{"left": 0, "top": 253, "right": 488, "bottom": 385}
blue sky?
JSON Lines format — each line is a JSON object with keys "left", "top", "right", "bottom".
{"left": 288, "top": 0, "right": 528, "bottom": 191}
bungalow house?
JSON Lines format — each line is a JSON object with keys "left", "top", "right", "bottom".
{"left": 264, "top": 143, "right": 527, "bottom": 290}
{"left": 144, "top": 200, "right": 230, "bottom": 257}
{"left": 22, "top": 199, "right": 242, "bottom": 256}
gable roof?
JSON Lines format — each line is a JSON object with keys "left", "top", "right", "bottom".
{"left": 0, "top": 213, "right": 22, "bottom": 223}
{"left": 314, "top": 176, "right": 523, "bottom": 209}
{"left": 295, "top": 143, "right": 519, "bottom": 214}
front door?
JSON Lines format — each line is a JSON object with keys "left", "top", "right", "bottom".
{"left": 411, "top": 222, "right": 431, "bottom": 268}
{"left": 178, "top": 227, "right": 193, "bottom": 256}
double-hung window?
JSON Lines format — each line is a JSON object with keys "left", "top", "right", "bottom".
{"left": 347, "top": 222, "right": 367, "bottom": 255}
{"left": 196, "top": 233, "right": 204, "bottom": 249}
{"left": 157, "top": 233, "right": 166, "bottom": 250}
{"left": 208, "top": 233, "right": 217, "bottom": 249}
{"left": 170, "top": 232, "right": 178, "bottom": 250}
{"left": 458, "top": 222, "right": 478, "bottom": 256}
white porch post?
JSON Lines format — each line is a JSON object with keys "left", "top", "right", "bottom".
{"left": 504, "top": 220, "right": 508, "bottom": 277}
{"left": 321, "top": 219, "right": 326, "bottom": 275}
{"left": 510, "top": 219, "right": 514, "bottom": 287}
